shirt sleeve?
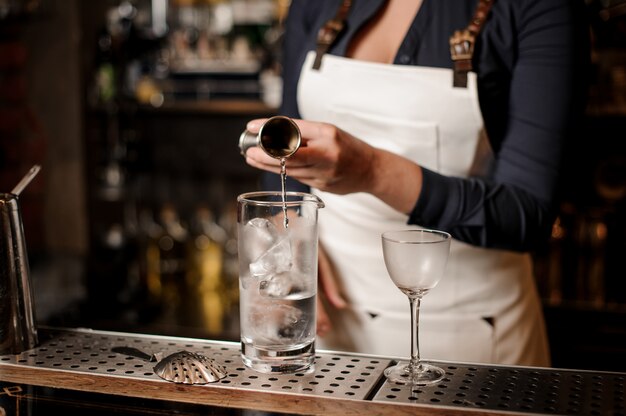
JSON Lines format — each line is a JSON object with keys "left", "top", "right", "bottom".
{"left": 409, "top": 0, "right": 589, "bottom": 252}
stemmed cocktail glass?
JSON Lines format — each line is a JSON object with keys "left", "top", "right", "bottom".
{"left": 381, "top": 229, "right": 451, "bottom": 385}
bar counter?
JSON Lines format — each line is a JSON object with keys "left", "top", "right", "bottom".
{"left": 0, "top": 327, "right": 624, "bottom": 415}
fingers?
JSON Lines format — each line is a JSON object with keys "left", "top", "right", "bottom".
{"left": 245, "top": 118, "right": 269, "bottom": 133}
{"left": 316, "top": 243, "right": 347, "bottom": 337}
{"left": 243, "top": 118, "right": 334, "bottom": 183}
{"left": 246, "top": 117, "right": 323, "bottom": 138}
{"left": 244, "top": 147, "right": 282, "bottom": 171}
{"left": 316, "top": 297, "right": 331, "bottom": 336}
{"left": 318, "top": 243, "right": 348, "bottom": 309}
{"left": 247, "top": 117, "right": 331, "bottom": 140}
{"left": 292, "top": 118, "right": 333, "bottom": 140}
{"left": 243, "top": 130, "right": 317, "bottom": 174}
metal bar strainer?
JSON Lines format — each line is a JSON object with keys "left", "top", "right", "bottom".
{"left": 111, "top": 346, "right": 228, "bottom": 384}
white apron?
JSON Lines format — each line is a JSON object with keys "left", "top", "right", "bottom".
{"left": 297, "top": 51, "right": 550, "bottom": 366}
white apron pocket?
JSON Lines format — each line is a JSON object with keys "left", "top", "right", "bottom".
{"left": 317, "top": 305, "right": 496, "bottom": 362}
{"left": 328, "top": 106, "right": 441, "bottom": 173}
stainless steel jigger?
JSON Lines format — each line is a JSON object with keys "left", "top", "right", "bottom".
{"left": 239, "top": 115, "right": 301, "bottom": 159}
{"left": 0, "top": 165, "right": 40, "bottom": 355}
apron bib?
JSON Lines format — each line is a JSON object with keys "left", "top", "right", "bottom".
{"left": 298, "top": 51, "right": 550, "bottom": 366}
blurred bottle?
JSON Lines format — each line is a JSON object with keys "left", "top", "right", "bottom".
{"left": 572, "top": 208, "right": 607, "bottom": 308}
{"left": 138, "top": 208, "right": 163, "bottom": 312}
{"left": 186, "top": 204, "right": 227, "bottom": 334}
{"left": 91, "top": 28, "right": 117, "bottom": 106}
{"left": 143, "top": 203, "right": 188, "bottom": 324}
{"left": 219, "top": 204, "right": 240, "bottom": 330}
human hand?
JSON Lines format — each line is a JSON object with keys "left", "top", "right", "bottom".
{"left": 243, "top": 118, "right": 377, "bottom": 195}
{"left": 316, "top": 241, "right": 347, "bottom": 337}
{"left": 244, "top": 117, "right": 424, "bottom": 214}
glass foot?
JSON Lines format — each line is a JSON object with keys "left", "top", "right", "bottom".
{"left": 384, "top": 362, "right": 445, "bottom": 385}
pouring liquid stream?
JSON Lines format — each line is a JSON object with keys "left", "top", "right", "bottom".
{"left": 280, "top": 157, "right": 288, "bottom": 229}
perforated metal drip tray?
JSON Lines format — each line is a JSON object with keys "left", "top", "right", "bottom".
{"left": 1, "top": 327, "right": 625, "bottom": 416}
{"left": 375, "top": 363, "right": 625, "bottom": 416}
{"left": 1, "top": 327, "right": 390, "bottom": 408}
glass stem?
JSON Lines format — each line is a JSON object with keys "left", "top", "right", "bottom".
{"left": 409, "top": 296, "right": 421, "bottom": 370}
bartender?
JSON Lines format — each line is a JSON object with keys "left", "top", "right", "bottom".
{"left": 243, "top": 0, "right": 589, "bottom": 366}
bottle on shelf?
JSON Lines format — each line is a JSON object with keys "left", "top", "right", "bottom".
{"left": 141, "top": 203, "right": 189, "bottom": 326}
{"left": 185, "top": 204, "right": 229, "bottom": 334}
{"left": 218, "top": 204, "right": 240, "bottom": 330}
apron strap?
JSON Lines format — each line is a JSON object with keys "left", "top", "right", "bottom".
{"left": 449, "top": 0, "right": 496, "bottom": 88}
{"left": 312, "top": 0, "right": 352, "bottom": 70}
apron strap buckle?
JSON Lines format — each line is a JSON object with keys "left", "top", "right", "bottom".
{"left": 313, "top": 19, "right": 345, "bottom": 70}
{"left": 313, "top": 0, "right": 353, "bottom": 70}
{"left": 449, "top": 0, "right": 496, "bottom": 88}
{"left": 450, "top": 29, "right": 476, "bottom": 88}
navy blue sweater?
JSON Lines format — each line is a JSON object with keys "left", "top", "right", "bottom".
{"left": 266, "top": 0, "right": 589, "bottom": 251}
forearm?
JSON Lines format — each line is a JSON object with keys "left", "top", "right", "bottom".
{"left": 368, "top": 148, "right": 423, "bottom": 215}
{"left": 409, "top": 169, "right": 555, "bottom": 251}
